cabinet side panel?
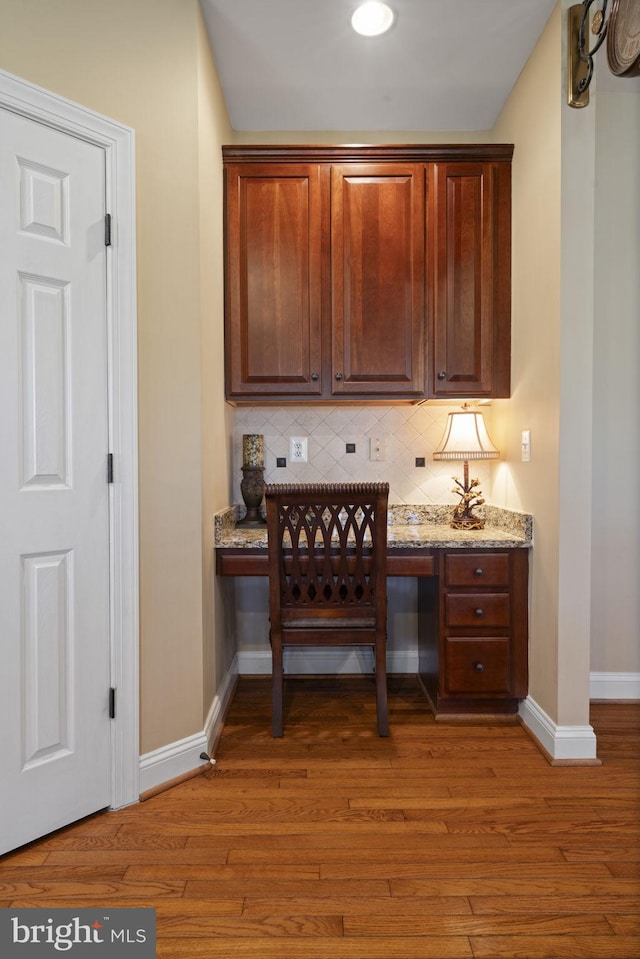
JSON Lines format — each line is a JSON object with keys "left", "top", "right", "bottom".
{"left": 510, "top": 548, "right": 529, "bottom": 697}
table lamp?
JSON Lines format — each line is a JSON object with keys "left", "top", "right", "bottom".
{"left": 433, "top": 408, "right": 500, "bottom": 529}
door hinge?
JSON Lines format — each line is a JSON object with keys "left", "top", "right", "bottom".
{"left": 107, "top": 452, "right": 114, "bottom": 484}
{"left": 109, "top": 687, "right": 116, "bottom": 719}
{"left": 105, "top": 213, "right": 112, "bottom": 247}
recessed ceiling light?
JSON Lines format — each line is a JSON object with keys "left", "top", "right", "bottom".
{"left": 351, "top": 1, "right": 394, "bottom": 37}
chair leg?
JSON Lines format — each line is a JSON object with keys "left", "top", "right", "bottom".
{"left": 375, "top": 636, "right": 389, "bottom": 737}
{"left": 271, "top": 632, "right": 284, "bottom": 737}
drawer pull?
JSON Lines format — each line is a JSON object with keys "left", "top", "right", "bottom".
{"left": 474, "top": 608, "right": 484, "bottom": 617}
{"left": 474, "top": 567, "right": 484, "bottom": 577}
{"left": 474, "top": 662, "right": 485, "bottom": 673}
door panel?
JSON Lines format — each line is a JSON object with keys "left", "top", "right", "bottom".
{"left": 429, "top": 161, "right": 511, "bottom": 398}
{"left": 0, "top": 107, "right": 111, "bottom": 854}
{"left": 20, "top": 274, "right": 71, "bottom": 487}
{"left": 331, "top": 164, "right": 425, "bottom": 395}
{"left": 22, "top": 550, "right": 73, "bottom": 767}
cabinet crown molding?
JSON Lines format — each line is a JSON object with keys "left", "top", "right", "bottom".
{"left": 222, "top": 143, "right": 514, "bottom": 164}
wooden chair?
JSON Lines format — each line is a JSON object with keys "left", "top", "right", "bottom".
{"left": 265, "top": 482, "right": 390, "bottom": 738}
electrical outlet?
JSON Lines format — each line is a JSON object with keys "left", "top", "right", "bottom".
{"left": 289, "top": 436, "right": 308, "bottom": 463}
{"left": 521, "top": 430, "right": 531, "bottom": 462}
{"left": 369, "top": 436, "right": 386, "bottom": 461}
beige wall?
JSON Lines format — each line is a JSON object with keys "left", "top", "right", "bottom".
{"left": 197, "top": 8, "right": 234, "bottom": 711}
{"left": 490, "top": 5, "right": 564, "bottom": 721}
{"left": 0, "top": 0, "right": 219, "bottom": 753}
{"left": 489, "top": 1, "right": 640, "bottom": 724}
{"left": 555, "top": 0, "right": 597, "bottom": 726}
{"left": 591, "top": 87, "right": 640, "bottom": 674}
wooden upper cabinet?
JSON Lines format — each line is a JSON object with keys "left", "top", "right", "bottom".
{"left": 331, "top": 164, "right": 425, "bottom": 396}
{"left": 428, "top": 161, "right": 512, "bottom": 398}
{"left": 224, "top": 162, "right": 326, "bottom": 397}
{"left": 222, "top": 145, "right": 512, "bottom": 402}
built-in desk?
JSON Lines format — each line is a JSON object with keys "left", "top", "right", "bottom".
{"left": 215, "top": 504, "right": 532, "bottom": 719}
{"left": 216, "top": 547, "right": 437, "bottom": 578}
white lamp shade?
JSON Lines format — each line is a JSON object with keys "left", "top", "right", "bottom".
{"left": 433, "top": 411, "right": 500, "bottom": 461}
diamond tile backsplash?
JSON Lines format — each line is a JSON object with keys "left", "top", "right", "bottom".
{"left": 232, "top": 404, "right": 494, "bottom": 506}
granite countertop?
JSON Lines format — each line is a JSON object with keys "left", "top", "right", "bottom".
{"left": 214, "top": 504, "right": 532, "bottom": 550}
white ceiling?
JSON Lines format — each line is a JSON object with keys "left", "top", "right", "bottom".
{"left": 199, "top": 0, "right": 559, "bottom": 132}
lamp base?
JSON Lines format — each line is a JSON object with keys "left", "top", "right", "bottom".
{"left": 450, "top": 515, "right": 486, "bottom": 531}
{"left": 449, "top": 460, "right": 486, "bottom": 530}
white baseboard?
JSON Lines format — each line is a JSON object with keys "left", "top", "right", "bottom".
{"left": 204, "top": 657, "right": 239, "bottom": 751}
{"left": 590, "top": 671, "right": 640, "bottom": 700}
{"left": 139, "top": 658, "right": 239, "bottom": 795}
{"left": 139, "top": 730, "right": 209, "bottom": 795}
{"left": 235, "top": 647, "right": 418, "bottom": 675}
{"left": 518, "top": 696, "right": 598, "bottom": 761}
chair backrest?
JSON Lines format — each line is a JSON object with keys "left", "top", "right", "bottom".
{"left": 265, "top": 482, "right": 389, "bottom": 631}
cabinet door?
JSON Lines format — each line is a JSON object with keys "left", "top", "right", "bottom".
{"left": 225, "top": 163, "right": 325, "bottom": 397}
{"left": 331, "top": 164, "right": 425, "bottom": 396}
{"left": 428, "top": 162, "right": 511, "bottom": 397}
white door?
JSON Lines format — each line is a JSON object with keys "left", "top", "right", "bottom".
{"left": 0, "top": 107, "right": 112, "bottom": 854}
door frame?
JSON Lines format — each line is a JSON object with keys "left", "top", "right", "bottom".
{"left": 0, "top": 69, "right": 139, "bottom": 810}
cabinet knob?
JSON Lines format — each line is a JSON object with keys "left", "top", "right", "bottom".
{"left": 474, "top": 608, "right": 484, "bottom": 617}
{"left": 473, "top": 662, "right": 485, "bottom": 673}
{"left": 474, "top": 568, "right": 484, "bottom": 577}
{"left": 311, "top": 372, "right": 319, "bottom": 381}
{"left": 437, "top": 371, "right": 447, "bottom": 380}
{"left": 335, "top": 372, "right": 343, "bottom": 381}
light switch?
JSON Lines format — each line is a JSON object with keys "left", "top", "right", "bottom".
{"left": 521, "top": 430, "right": 531, "bottom": 462}
{"left": 369, "top": 436, "right": 386, "bottom": 461}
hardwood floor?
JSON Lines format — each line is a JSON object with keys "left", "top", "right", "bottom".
{"left": 1, "top": 677, "right": 639, "bottom": 958}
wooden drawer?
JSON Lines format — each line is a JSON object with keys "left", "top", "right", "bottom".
{"left": 444, "top": 637, "right": 511, "bottom": 696}
{"left": 445, "top": 553, "right": 510, "bottom": 588}
{"left": 445, "top": 592, "right": 510, "bottom": 627}
{"left": 387, "top": 553, "right": 435, "bottom": 577}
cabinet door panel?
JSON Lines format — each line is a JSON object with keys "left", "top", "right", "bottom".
{"left": 331, "top": 164, "right": 425, "bottom": 395}
{"left": 444, "top": 637, "right": 511, "bottom": 696}
{"left": 225, "top": 163, "right": 324, "bottom": 396}
{"left": 429, "top": 161, "right": 511, "bottom": 397}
